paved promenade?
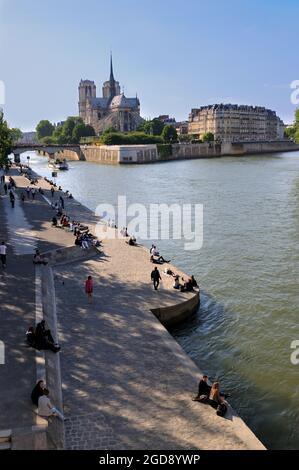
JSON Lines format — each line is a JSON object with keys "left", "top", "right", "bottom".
{"left": 0, "top": 166, "right": 265, "bottom": 450}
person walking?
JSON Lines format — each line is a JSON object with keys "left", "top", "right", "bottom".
{"left": 31, "top": 188, "right": 36, "bottom": 200}
{"left": 85, "top": 275, "right": 93, "bottom": 303}
{"left": 9, "top": 191, "right": 15, "bottom": 208}
{"left": 26, "top": 186, "right": 30, "bottom": 198}
{"left": 0, "top": 241, "right": 7, "bottom": 268}
{"left": 151, "top": 266, "right": 161, "bottom": 290}
{"left": 3, "top": 183, "right": 7, "bottom": 195}
{"left": 51, "top": 186, "right": 55, "bottom": 198}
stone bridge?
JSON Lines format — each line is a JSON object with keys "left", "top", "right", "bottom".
{"left": 12, "top": 143, "right": 81, "bottom": 163}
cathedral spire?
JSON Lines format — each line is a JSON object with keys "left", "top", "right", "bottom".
{"left": 110, "top": 52, "right": 115, "bottom": 82}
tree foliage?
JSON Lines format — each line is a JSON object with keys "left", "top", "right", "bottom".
{"left": 202, "top": 132, "right": 214, "bottom": 142}
{"left": 100, "top": 131, "right": 162, "bottom": 145}
{"left": 36, "top": 117, "right": 95, "bottom": 144}
{"left": 140, "top": 118, "right": 165, "bottom": 136}
{"left": 10, "top": 128, "right": 23, "bottom": 142}
{"left": 36, "top": 120, "right": 55, "bottom": 140}
{"left": 161, "top": 125, "right": 178, "bottom": 143}
{"left": 0, "top": 113, "right": 13, "bottom": 166}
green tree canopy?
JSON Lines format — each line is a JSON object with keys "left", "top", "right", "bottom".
{"left": 72, "top": 123, "right": 95, "bottom": 143}
{"left": 141, "top": 118, "right": 165, "bottom": 136}
{"left": 36, "top": 120, "right": 55, "bottom": 140}
{"left": 161, "top": 125, "right": 178, "bottom": 143}
{"left": 0, "top": 113, "right": 13, "bottom": 165}
{"left": 100, "top": 131, "right": 162, "bottom": 145}
{"left": 36, "top": 116, "right": 95, "bottom": 144}
{"left": 10, "top": 128, "right": 23, "bottom": 142}
{"left": 202, "top": 132, "right": 214, "bottom": 142}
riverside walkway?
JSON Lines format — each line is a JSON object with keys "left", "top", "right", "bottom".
{"left": 0, "top": 166, "right": 265, "bottom": 450}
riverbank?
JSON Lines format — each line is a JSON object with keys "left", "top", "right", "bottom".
{"left": 0, "top": 165, "right": 265, "bottom": 449}
{"left": 35, "top": 140, "right": 299, "bottom": 165}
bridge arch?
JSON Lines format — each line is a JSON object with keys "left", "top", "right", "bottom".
{"left": 12, "top": 144, "right": 82, "bottom": 163}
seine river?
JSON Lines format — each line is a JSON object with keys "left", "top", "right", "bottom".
{"left": 21, "top": 151, "right": 299, "bottom": 449}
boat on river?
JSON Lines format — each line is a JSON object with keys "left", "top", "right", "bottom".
{"left": 48, "top": 158, "right": 69, "bottom": 171}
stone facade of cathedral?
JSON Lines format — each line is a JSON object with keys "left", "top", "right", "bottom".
{"left": 78, "top": 57, "right": 144, "bottom": 135}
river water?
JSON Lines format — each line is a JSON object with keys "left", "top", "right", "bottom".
{"left": 20, "top": 151, "right": 299, "bottom": 449}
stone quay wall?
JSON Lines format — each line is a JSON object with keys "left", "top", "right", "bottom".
{"left": 54, "top": 140, "right": 299, "bottom": 165}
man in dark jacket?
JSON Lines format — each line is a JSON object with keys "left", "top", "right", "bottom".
{"left": 193, "top": 375, "right": 211, "bottom": 401}
{"left": 35, "top": 320, "right": 60, "bottom": 353}
{"left": 151, "top": 267, "right": 161, "bottom": 290}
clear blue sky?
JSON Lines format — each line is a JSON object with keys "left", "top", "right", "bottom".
{"left": 1, "top": 0, "right": 298, "bottom": 130}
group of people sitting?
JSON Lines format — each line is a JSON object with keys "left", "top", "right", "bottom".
{"left": 44, "top": 177, "right": 62, "bottom": 192}
{"left": 162, "top": 266, "right": 198, "bottom": 292}
{"left": 31, "top": 380, "right": 64, "bottom": 421}
{"left": 52, "top": 214, "right": 101, "bottom": 249}
{"left": 193, "top": 375, "right": 229, "bottom": 418}
{"left": 26, "top": 320, "right": 61, "bottom": 353}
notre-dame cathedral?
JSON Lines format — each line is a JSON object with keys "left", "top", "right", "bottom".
{"left": 78, "top": 55, "right": 144, "bottom": 135}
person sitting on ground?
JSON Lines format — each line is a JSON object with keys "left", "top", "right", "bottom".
{"left": 150, "top": 254, "right": 170, "bottom": 264}
{"left": 31, "top": 380, "right": 45, "bottom": 406}
{"left": 193, "top": 375, "right": 212, "bottom": 401}
{"left": 190, "top": 275, "right": 198, "bottom": 288}
{"left": 33, "top": 249, "right": 48, "bottom": 265}
{"left": 164, "top": 267, "right": 175, "bottom": 277}
{"left": 52, "top": 216, "right": 58, "bottom": 227}
{"left": 173, "top": 276, "right": 181, "bottom": 290}
{"left": 128, "top": 236, "right": 137, "bottom": 246}
{"left": 216, "top": 395, "right": 228, "bottom": 418}
{"left": 209, "top": 382, "right": 221, "bottom": 409}
{"left": 35, "top": 320, "right": 60, "bottom": 353}
{"left": 181, "top": 277, "right": 194, "bottom": 292}
{"left": 68, "top": 193, "right": 73, "bottom": 199}
{"left": 26, "top": 326, "right": 36, "bottom": 347}
{"left": 38, "top": 388, "right": 64, "bottom": 421}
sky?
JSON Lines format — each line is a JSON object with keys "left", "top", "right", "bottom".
{"left": 0, "top": 0, "right": 298, "bottom": 131}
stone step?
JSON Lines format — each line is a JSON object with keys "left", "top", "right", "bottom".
{"left": 0, "top": 441, "right": 11, "bottom": 450}
{"left": 0, "top": 429, "right": 12, "bottom": 443}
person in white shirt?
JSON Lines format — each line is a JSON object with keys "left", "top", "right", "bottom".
{"left": 38, "top": 389, "right": 64, "bottom": 421}
{"left": 0, "top": 241, "right": 7, "bottom": 268}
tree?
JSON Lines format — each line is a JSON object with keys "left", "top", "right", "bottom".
{"left": 10, "top": 128, "right": 23, "bottom": 142}
{"left": 202, "top": 132, "right": 214, "bottom": 142}
{"left": 0, "top": 112, "right": 13, "bottom": 165}
{"left": 161, "top": 125, "right": 178, "bottom": 143}
{"left": 62, "top": 116, "right": 83, "bottom": 140}
{"left": 142, "top": 118, "right": 165, "bottom": 136}
{"left": 72, "top": 123, "right": 95, "bottom": 143}
{"left": 36, "top": 120, "right": 54, "bottom": 140}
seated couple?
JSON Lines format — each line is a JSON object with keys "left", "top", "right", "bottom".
{"left": 26, "top": 320, "right": 60, "bottom": 353}
{"left": 193, "top": 375, "right": 229, "bottom": 418}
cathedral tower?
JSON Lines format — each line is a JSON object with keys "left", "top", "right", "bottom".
{"left": 78, "top": 80, "right": 96, "bottom": 120}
